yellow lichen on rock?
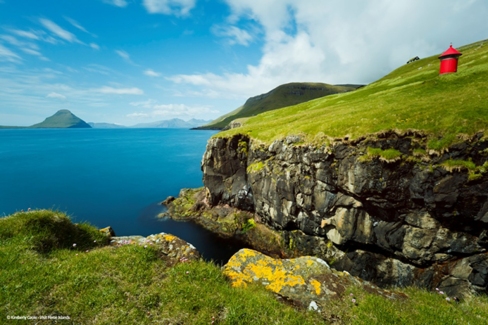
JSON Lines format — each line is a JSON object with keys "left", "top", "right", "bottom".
{"left": 239, "top": 248, "right": 257, "bottom": 260}
{"left": 223, "top": 245, "right": 407, "bottom": 307}
{"left": 224, "top": 269, "right": 252, "bottom": 288}
{"left": 310, "top": 279, "right": 322, "bottom": 295}
{"left": 223, "top": 249, "right": 319, "bottom": 297}
{"left": 162, "top": 234, "right": 177, "bottom": 242}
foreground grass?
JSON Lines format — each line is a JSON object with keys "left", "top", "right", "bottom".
{"left": 1, "top": 210, "right": 488, "bottom": 324}
{"left": 221, "top": 40, "right": 488, "bottom": 150}
{"left": 0, "top": 210, "right": 322, "bottom": 324}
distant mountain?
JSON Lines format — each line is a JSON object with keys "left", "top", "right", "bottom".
{"left": 196, "top": 82, "right": 363, "bottom": 130}
{"left": 31, "top": 110, "right": 91, "bottom": 128}
{"left": 131, "top": 118, "right": 211, "bottom": 129}
{"left": 88, "top": 122, "right": 126, "bottom": 129}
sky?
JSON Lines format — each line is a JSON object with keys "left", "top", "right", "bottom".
{"left": 0, "top": 0, "right": 487, "bottom": 126}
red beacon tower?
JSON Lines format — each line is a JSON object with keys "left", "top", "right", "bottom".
{"left": 439, "top": 44, "right": 462, "bottom": 74}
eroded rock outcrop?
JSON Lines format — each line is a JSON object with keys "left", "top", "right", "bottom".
{"left": 201, "top": 132, "right": 488, "bottom": 298}
{"left": 223, "top": 248, "right": 406, "bottom": 310}
{"left": 111, "top": 232, "right": 201, "bottom": 263}
{"left": 163, "top": 187, "right": 346, "bottom": 262}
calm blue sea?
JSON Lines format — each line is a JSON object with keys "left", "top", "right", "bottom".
{"left": 0, "top": 128, "right": 243, "bottom": 262}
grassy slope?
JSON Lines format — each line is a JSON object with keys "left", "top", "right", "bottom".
{"left": 199, "top": 82, "right": 360, "bottom": 130}
{"left": 2, "top": 210, "right": 488, "bottom": 324}
{"left": 220, "top": 40, "right": 488, "bottom": 150}
{"left": 31, "top": 109, "right": 91, "bottom": 128}
{"left": 0, "top": 210, "right": 322, "bottom": 324}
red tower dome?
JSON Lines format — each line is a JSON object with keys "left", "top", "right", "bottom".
{"left": 438, "top": 44, "right": 462, "bottom": 74}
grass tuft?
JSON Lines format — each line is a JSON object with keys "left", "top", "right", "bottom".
{"left": 360, "top": 147, "right": 402, "bottom": 163}
{"left": 440, "top": 159, "right": 488, "bottom": 181}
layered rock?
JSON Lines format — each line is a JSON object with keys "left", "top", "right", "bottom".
{"left": 163, "top": 187, "right": 346, "bottom": 263}
{"left": 201, "top": 132, "right": 488, "bottom": 297}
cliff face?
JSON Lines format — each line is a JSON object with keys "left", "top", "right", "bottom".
{"left": 201, "top": 132, "right": 488, "bottom": 297}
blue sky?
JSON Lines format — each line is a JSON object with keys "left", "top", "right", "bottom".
{"left": 1, "top": 0, "right": 487, "bottom": 126}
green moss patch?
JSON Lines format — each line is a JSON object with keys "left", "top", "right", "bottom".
{"left": 247, "top": 161, "right": 266, "bottom": 173}
{"left": 360, "top": 147, "right": 402, "bottom": 163}
{"left": 440, "top": 159, "right": 488, "bottom": 181}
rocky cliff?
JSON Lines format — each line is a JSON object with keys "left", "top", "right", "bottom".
{"left": 201, "top": 131, "right": 488, "bottom": 298}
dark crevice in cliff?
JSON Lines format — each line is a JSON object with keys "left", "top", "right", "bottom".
{"left": 283, "top": 220, "right": 300, "bottom": 232}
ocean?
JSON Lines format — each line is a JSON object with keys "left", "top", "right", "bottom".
{"left": 0, "top": 128, "right": 243, "bottom": 263}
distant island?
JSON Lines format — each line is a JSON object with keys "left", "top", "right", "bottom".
{"left": 88, "top": 122, "right": 126, "bottom": 129}
{"left": 0, "top": 110, "right": 211, "bottom": 129}
{"left": 89, "top": 118, "right": 211, "bottom": 128}
{"left": 32, "top": 109, "right": 92, "bottom": 128}
{"left": 0, "top": 109, "right": 91, "bottom": 129}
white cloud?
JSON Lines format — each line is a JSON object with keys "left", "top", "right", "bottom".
{"left": 39, "top": 18, "right": 81, "bottom": 44}
{"left": 142, "top": 0, "right": 196, "bottom": 16}
{"left": 169, "top": 0, "right": 488, "bottom": 100}
{"left": 0, "top": 44, "right": 21, "bottom": 63}
{"left": 21, "top": 48, "right": 40, "bottom": 55}
{"left": 83, "top": 64, "right": 118, "bottom": 76}
{"left": 46, "top": 92, "right": 66, "bottom": 99}
{"left": 212, "top": 25, "right": 253, "bottom": 46}
{"left": 90, "top": 43, "right": 100, "bottom": 50}
{"left": 64, "top": 17, "right": 88, "bottom": 34}
{"left": 104, "top": 0, "right": 128, "bottom": 7}
{"left": 130, "top": 99, "right": 156, "bottom": 108}
{"left": 115, "top": 50, "right": 134, "bottom": 63}
{"left": 128, "top": 101, "right": 218, "bottom": 120}
{"left": 9, "top": 30, "right": 39, "bottom": 40}
{"left": 1, "top": 35, "right": 48, "bottom": 60}
{"left": 1, "top": 35, "right": 25, "bottom": 47}
{"left": 96, "top": 86, "right": 144, "bottom": 95}
{"left": 127, "top": 112, "right": 149, "bottom": 118}
{"left": 115, "top": 50, "right": 129, "bottom": 60}
{"left": 144, "top": 69, "right": 161, "bottom": 77}
{"left": 153, "top": 104, "right": 219, "bottom": 118}
{"left": 169, "top": 32, "right": 326, "bottom": 98}
{"left": 64, "top": 16, "right": 97, "bottom": 38}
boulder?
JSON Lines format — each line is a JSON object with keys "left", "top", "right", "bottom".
{"left": 99, "top": 226, "right": 116, "bottom": 237}
{"left": 223, "top": 249, "right": 406, "bottom": 309}
{"left": 111, "top": 233, "right": 201, "bottom": 263}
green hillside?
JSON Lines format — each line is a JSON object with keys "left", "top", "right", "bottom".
{"left": 31, "top": 109, "right": 91, "bottom": 128}
{"left": 198, "top": 82, "right": 361, "bottom": 130}
{"left": 221, "top": 40, "right": 488, "bottom": 150}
